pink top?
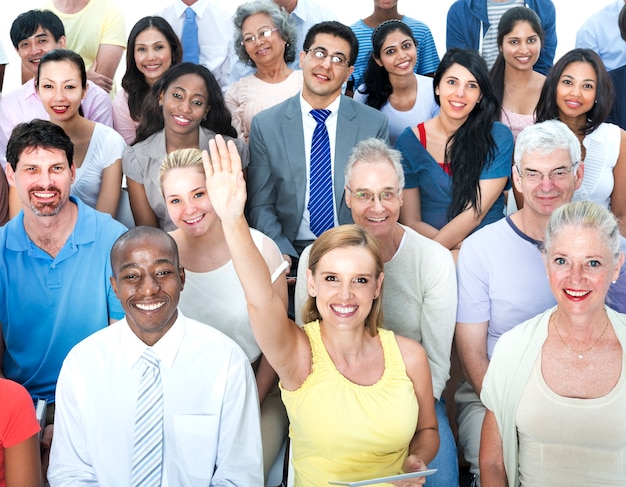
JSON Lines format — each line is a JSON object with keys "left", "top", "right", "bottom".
{"left": 112, "top": 88, "right": 139, "bottom": 145}
{"left": 500, "top": 106, "right": 535, "bottom": 141}
{"left": 225, "top": 70, "right": 303, "bottom": 143}
{"left": 0, "top": 78, "right": 113, "bottom": 169}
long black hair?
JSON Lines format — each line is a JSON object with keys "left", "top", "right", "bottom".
{"left": 121, "top": 16, "right": 182, "bottom": 122}
{"left": 133, "top": 63, "right": 236, "bottom": 145}
{"left": 436, "top": 48, "right": 501, "bottom": 220}
{"left": 359, "top": 19, "right": 417, "bottom": 110}
{"left": 535, "top": 48, "right": 614, "bottom": 136}
{"left": 489, "top": 7, "right": 544, "bottom": 103}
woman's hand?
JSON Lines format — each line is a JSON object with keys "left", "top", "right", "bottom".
{"left": 390, "top": 455, "right": 428, "bottom": 486}
{"left": 202, "top": 135, "right": 247, "bottom": 224}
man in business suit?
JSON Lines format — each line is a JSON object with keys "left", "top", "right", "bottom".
{"left": 246, "top": 21, "right": 389, "bottom": 273}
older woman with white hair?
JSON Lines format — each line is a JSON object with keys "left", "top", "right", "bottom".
{"left": 225, "top": 0, "right": 302, "bottom": 142}
{"left": 480, "top": 200, "right": 626, "bottom": 486}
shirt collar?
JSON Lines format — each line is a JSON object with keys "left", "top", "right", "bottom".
{"left": 299, "top": 93, "right": 341, "bottom": 118}
{"left": 122, "top": 310, "right": 186, "bottom": 371}
{"left": 174, "top": 0, "right": 209, "bottom": 18}
{"left": 7, "top": 196, "right": 95, "bottom": 252}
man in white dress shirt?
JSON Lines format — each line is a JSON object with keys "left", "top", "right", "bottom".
{"left": 48, "top": 226, "right": 263, "bottom": 486}
{"left": 157, "top": 0, "right": 235, "bottom": 91}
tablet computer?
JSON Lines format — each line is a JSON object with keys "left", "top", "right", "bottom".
{"left": 328, "top": 468, "right": 437, "bottom": 486}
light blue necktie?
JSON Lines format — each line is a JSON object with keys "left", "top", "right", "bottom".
{"left": 182, "top": 7, "right": 199, "bottom": 64}
{"left": 309, "top": 109, "right": 334, "bottom": 237}
{"left": 131, "top": 348, "right": 163, "bottom": 487}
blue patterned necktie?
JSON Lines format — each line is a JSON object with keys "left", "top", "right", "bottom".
{"left": 131, "top": 348, "right": 163, "bottom": 487}
{"left": 309, "top": 109, "right": 334, "bottom": 236}
{"left": 182, "top": 7, "right": 199, "bottom": 64}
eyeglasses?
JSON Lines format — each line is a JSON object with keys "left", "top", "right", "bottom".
{"left": 516, "top": 164, "right": 578, "bottom": 183}
{"left": 241, "top": 28, "right": 278, "bottom": 46}
{"left": 305, "top": 47, "right": 349, "bottom": 67}
{"left": 346, "top": 186, "right": 401, "bottom": 203}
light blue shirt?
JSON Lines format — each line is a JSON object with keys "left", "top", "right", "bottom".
{"left": 576, "top": 0, "right": 626, "bottom": 71}
{"left": 0, "top": 197, "right": 126, "bottom": 402}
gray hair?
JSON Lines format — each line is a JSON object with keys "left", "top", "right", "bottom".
{"left": 514, "top": 119, "right": 581, "bottom": 170}
{"left": 544, "top": 201, "right": 622, "bottom": 263}
{"left": 233, "top": 0, "right": 297, "bottom": 67}
{"left": 344, "top": 138, "right": 405, "bottom": 189}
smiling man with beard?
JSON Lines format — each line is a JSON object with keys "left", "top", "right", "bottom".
{"left": 0, "top": 119, "right": 127, "bottom": 420}
{"left": 48, "top": 226, "right": 262, "bottom": 486}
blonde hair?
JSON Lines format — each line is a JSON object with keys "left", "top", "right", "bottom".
{"left": 301, "top": 225, "right": 384, "bottom": 336}
{"left": 159, "top": 148, "right": 205, "bottom": 194}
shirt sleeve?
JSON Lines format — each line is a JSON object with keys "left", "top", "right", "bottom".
{"left": 100, "top": 2, "right": 127, "bottom": 48}
{"left": 112, "top": 90, "right": 137, "bottom": 145}
{"left": 0, "top": 379, "right": 40, "bottom": 449}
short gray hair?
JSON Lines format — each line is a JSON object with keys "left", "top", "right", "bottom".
{"left": 545, "top": 200, "right": 621, "bottom": 263}
{"left": 233, "top": 0, "right": 297, "bottom": 67}
{"left": 344, "top": 138, "right": 405, "bottom": 189}
{"left": 514, "top": 119, "right": 581, "bottom": 170}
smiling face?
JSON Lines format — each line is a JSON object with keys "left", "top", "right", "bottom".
{"left": 17, "top": 26, "right": 66, "bottom": 78}
{"left": 514, "top": 148, "right": 583, "bottom": 218}
{"left": 111, "top": 234, "right": 185, "bottom": 346}
{"left": 435, "top": 62, "right": 482, "bottom": 122}
{"left": 306, "top": 245, "right": 383, "bottom": 330}
{"left": 134, "top": 27, "right": 173, "bottom": 86}
{"left": 37, "top": 59, "right": 86, "bottom": 123}
{"left": 545, "top": 225, "right": 622, "bottom": 319}
{"left": 162, "top": 166, "right": 219, "bottom": 237}
{"left": 375, "top": 29, "right": 417, "bottom": 78}
{"left": 555, "top": 61, "right": 597, "bottom": 122}
{"left": 300, "top": 33, "right": 354, "bottom": 107}
{"left": 346, "top": 160, "right": 402, "bottom": 239}
{"left": 501, "top": 20, "right": 541, "bottom": 71}
{"left": 159, "top": 73, "right": 210, "bottom": 136}
{"left": 6, "top": 146, "right": 75, "bottom": 217}
{"left": 241, "top": 12, "right": 284, "bottom": 68}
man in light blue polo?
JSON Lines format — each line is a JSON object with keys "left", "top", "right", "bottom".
{"left": 0, "top": 120, "right": 126, "bottom": 412}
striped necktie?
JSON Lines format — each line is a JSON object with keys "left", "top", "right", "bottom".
{"left": 131, "top": 348, "right": 163, "bottom": 487}
{"left": 182, "top": 7, "right": 199, "bottom": 64}
{"left": 309, "top": 109, "right": 333, "bottom": 236}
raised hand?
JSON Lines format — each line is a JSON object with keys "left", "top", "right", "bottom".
{"left": 202, "top": 134, "right": 247, "bottom": 224}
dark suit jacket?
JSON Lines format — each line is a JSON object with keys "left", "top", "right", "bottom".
{"left": 246, "top": 93, "right": 389, "bottom": 257}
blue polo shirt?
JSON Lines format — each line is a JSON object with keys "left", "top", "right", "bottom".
{"left": 0, "top": 197, "right": 126, "bottom": 403}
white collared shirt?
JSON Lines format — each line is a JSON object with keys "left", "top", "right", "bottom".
{"left": 49, "top": 311, "right": 262, "bottom": 486}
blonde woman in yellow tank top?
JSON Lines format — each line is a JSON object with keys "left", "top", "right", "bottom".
{"left": 203, "top": 135, "right": 439, "bottom": 487}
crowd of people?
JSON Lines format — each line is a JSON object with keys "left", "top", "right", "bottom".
{"left": 0, "top": 0, "right": 625, "bottom": 486}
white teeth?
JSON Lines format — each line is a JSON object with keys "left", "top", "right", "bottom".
{"left": 184, "top": 215, "right": 202, "bottom": 224}
{"left": 367, "top": 217, "right": 386, "bottom": 222}
{"left": 34, "top": 192, "right": 55, "bottom": 198}
{"left": 173, "top": 115, "right": 191, "bottom": 123}
{"left": 450, "top": 101, "right": 465, "bottom": 107}
{"left": 136, "top": 302, "right": 165, "bottom": 311}
{"left": 565, "top": 290, "right": 589, "bottom": 297}
{"left": 331, "top": 305, "right": 356, "bottom": 314}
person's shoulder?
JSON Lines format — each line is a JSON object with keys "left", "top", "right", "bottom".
{"left": 254, "top": 93, "right": 299, "bottom": 122}
{"left": 526, "top": 0, "right": 556, "bottom": 15}
{"left": 341, "top": 95, "right": 386, "bottom": 121}
{"left": 402, "top": 224, "right": 450, "bottom": 256}
{"left": 447, "top": 0, "right": 472, "bottom": 15}
{"left": 402, "top": 16, "right": 433, "bottom": 33}
{"left": 462, "top": 218, "right": 511, "bottom": 251}
{"left": 64, "top": 321, "right": 122, "bottom": 364}
{"left": 184, "top": 316, "right": 250, "bottom": 361}
{"left": 491, "top": 120, "right": 514, "bottom": 139}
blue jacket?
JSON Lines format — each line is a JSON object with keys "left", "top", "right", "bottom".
{"left": 446, "top": 0, "right": 557, "bottom": 75}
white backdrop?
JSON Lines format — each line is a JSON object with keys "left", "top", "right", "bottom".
{"left": 0, "top": 0, "right": 615, "bottom": 93}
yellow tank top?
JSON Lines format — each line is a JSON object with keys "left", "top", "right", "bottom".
{"left": 280, "top": 321, "right": 419, "bottom": 487}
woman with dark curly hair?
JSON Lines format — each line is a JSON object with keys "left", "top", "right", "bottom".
{"left": 113, "top": 16, "right": 182, "bottom": 144}
{"left": 225, "top": 0, "right": 302, "bottom": 142}
{"left": 536, "top": 48, "right": 626, "bottom": 235}
{"left": 396, "top": 48, "right": 514, "bottom": 256}
{"left": 354, "top": 19, "right": 439, "bottom": 145}
{"left": 122, "top": 63, "right": 247, "bottom": 231}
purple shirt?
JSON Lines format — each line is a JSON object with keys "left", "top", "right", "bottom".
{"left": 0, "top": 78, "right": 113, "bottom": 169}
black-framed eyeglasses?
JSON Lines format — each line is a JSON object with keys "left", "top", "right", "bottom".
{"left": 305, "top": 47, "right": 349, "bottom": 67}
{"left": 345, "top": 186, "right": 401, "bottom": 203}
{"left": 241, "top": 28, "right": 278, "bottom": 46}
{"left": 516, "top": 163, "right": 579, "bottom": 183}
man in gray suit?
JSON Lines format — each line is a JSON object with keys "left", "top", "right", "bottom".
{"left": 246, "top": 21, "right": 389, "bottom": 273}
